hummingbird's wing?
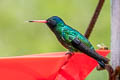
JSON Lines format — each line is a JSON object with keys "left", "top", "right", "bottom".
{"left": 71, "top": 37, "right": 109, "bottom": 68}
{"left": 77, "top": 32, "right": 94, "bottom": 50}
{"left": 62, "top": 27, "right": 94, "bottom": 49}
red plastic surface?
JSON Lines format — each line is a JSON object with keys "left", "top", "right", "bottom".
{"left": 0, "top": 50, "right": 110, "bottom": 80}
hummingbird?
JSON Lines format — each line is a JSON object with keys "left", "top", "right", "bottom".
{"left": 28, "top": 16, "right": 109, "bottom": 68}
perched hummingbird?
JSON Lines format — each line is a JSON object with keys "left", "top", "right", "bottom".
{"left": 28, "top": 16, "right": 109, "bottom": 68}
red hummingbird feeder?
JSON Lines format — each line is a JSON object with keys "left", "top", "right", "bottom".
{"left": 0, "top": 50, "right": 110, "bottom": 80}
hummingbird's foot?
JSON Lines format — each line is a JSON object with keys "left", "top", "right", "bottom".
{"left": 65, "top": 51, "right": 74, "bottom": 57}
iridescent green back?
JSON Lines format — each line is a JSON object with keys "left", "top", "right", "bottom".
{"left": 54, "top": 22, "right": 94, "bottom": 51}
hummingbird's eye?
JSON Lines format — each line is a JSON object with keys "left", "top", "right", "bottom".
{"left": 47, "top": 19, "right": 57, "bottom": 27}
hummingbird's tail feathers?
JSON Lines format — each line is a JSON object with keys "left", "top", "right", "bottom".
{"left": 71, "top": 38, "right": 109, "bottom": 67}
{"left": 97, "top": 60, "right": 105, "bottom": 68}
{"left": 98, "top": 56, "right": 110, "bottom": 64}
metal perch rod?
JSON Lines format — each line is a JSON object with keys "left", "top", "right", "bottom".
{"left": 84, "top": 0, "right": 105, "bottom": 39}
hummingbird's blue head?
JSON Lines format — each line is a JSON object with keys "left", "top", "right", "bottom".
{"left": 28, "top": 16, "right": 64, "bottom": 31}
{"left": 46, "top": 16, "right": 65, "bottom": 29}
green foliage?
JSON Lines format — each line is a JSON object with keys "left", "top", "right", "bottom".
{"left": 0, "top": 0, "right": 110, "bottom": 79}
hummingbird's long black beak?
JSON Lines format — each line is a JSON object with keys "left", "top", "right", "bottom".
{"left": 27, "top": 20, "right": 47, "bottom": 23}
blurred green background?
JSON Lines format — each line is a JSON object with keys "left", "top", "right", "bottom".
{"left": 0, "top": 0, "right": 110, "bottom": 80}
